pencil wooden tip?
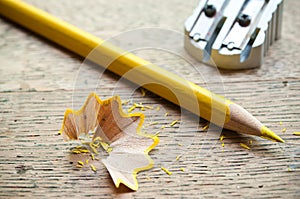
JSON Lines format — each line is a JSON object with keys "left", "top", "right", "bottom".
{"left": 261, "top": 126, "right": 285, "bottom": 143}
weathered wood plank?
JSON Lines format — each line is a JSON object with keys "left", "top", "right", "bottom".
{"left": 0, "top": 0, "right": 299, "bottom": 198}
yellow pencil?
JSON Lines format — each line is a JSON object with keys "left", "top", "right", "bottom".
{"left": 0, "top": 0, "right": 284, "bottom": 142}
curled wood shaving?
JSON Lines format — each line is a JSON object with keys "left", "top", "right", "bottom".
{"left": 59, "top": 92, "right": 159, "bottom": 190}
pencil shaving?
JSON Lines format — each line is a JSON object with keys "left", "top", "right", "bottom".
{"left": 161, "top": 167, "right": 172, "bottom": 175}
{"left": 121, "top": 100, "right": 130, "bottom": 105}
{"left": 202, "top": 123, "right": 209, "bottom": 130}
{"left": 240, "top": 143, "right": 251, "bottom": 150}
{"left": 219, "top": 135, "right": 224, "bottom": 141}
{"left": 293, "top": 132, "right": 300, "bottom": 136}
{"left": 170, "top": 120, "right": 179, "bottom": 127}
{"left": 91, "top": 164, "right": 97, "bottom": 172}
{"left": 59, "top": 92, "right": 159, "bottom": 190}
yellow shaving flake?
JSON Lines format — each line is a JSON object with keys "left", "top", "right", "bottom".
{"left": 71, "top": 149, "right": 81, "bottom": 154}
{"left": 92, "top": 142, "right": 100, "bottom": 148}
{"left": 240, "top": 143, "right": 251, "bottom": 150}
{"left": 161, "top": 167, "right": 172, "bottom": 175}
{"left": 81, "top": 141, "right": 90, "bottom": 145}
{"left": 221, "top": 142, "right": 225, "bottom": 147}
{"left": 85, "top": 159, "right": 89, "bottom": 164}
{"left": 282, "top": 128, "right": 287, "bottom": 133}
{"left": 93, "top": 137, "right": 102, "bottom": 145}
{"left": 202, "top": 123, "right": 209, "bottom": 130}
{"left": 79, "top": 149, "right": 90, "bottom": 153}
{"left": 175, "top": 155, "right": 181, "bottom": 161}
{"left": 287, "top": 167, "right": 292, "bottom": 172}
{"left": 178, "top": 143, "right": 183, "bottom": 146}
{"left": 249, "top": 139, "right": 253, "bottom": 145}
{"left": 293, "top": 132, "right": 300, "bottom": 136}
{"left": 91, "top": 164, "right": 97, "bottom": 172}
{"left": 106, "top": 147, "right": 113, "bottom": 153}
{"left": 128, "top": 103, "right": 153, "bottom": 112}
{"left": 170, "top": 120, "right": 179, "bottom": 127}
{"left": 154, "top": 131, "right": 161, "bottom": 136}
{"left": 180, "top": 168, "right": 185, "bottom": 172}
{"left": 89, "top": 143, "right": 99, "bottom": 154}
{"left": 76, "top": 164, "right": 83, "bottom": 168}
{"left": 134, "top": 103, "right": 143, "bottom": 108}
{"left": 121, "top": 100, "right": 130, "bottom": 105}
{"left": 279, "top": 121, "right": 283, "bottom": 126}
{"left": 100, "top": 141, "right": 109, "bottom": 149}
{"left": 127, "top": 105, "right": 136, "bottom": 113}
{"left": 91, "top": 153, "right": 95, "bottom": 160}
{"left": 165, "top": 112, "right": 169, "bottom": 117}
{"left": 77, "top": 161, "right": 84, "bottom": 166}
{"left": 145, "top": 105, "right": 153, "bottom": 109}
{"left": 141, "top": 88, "right": 146, "bottom": 96}
{"left": 156, "top": 106, "right": 160, "bottom": 111}
{"left": 146, "top": 176, "right": 151, "bottom": 180}
{"left": 219, "top": 135, "right": 224, "bottom": 141}
{"left": 146, "top": 121, "right": 158, "bottom": 126}
{"left": 160, "top": 125, "right": 166, "bottom": 129}
{"left": 100, "top": 141, "right": 113, "bottom": 153}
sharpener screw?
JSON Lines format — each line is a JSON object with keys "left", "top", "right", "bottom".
{"left": 238, "top": 14, "right": 251, "bottom": 27}
{"left": 204, "top": 4, "right": 216, "bottom": 18}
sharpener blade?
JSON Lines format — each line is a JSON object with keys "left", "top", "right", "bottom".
{"left": 184, "top": 0, "right": 283, "bottom": 69}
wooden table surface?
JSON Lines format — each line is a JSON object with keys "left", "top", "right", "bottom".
{"left": 0, "top": 0, "right": 299, "bottom": 198}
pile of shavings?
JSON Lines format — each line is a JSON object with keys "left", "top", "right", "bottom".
{"left": 59, "top": 92, "right": 159, "bottom": 191}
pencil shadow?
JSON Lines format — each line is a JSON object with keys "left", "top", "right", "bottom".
{"left": 219, "top": 68, "right": 259, "bottom": 76}
{"left": 221, "top": 129, "right": 285, "bottom": 157}
{"left": 113, "top": 183, "right": 135, "bottom": 193}
{"left": 221, "top": 129, "right": 248, "bottom": 140}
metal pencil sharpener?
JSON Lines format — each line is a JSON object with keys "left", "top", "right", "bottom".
{"left": 184, "top": 0, "right": 283, "bottom": 69}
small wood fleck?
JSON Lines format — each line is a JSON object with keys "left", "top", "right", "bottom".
{"left": 293, "top": 132, "right": 300, "bottom": 136}
{"left": 170, "top": 120, "right": 179, "bottom": 127}
{"left": 91, "top": 164, "right": 97, "bottom": 172}
{"left": 240, "top": 143, "right": 250, "bottom": 150}
{"left": 161, "top": 167, "right": 172, "bottom": 175}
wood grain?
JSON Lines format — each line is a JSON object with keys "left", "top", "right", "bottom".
{"left": 0, "top": 0, "right": 299, "bottom": 198}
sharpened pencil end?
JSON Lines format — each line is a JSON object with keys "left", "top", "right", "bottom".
{"left": 260, "top": 126, "right": 285, "bottom": 143}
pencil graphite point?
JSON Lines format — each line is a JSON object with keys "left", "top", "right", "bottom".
{"left": 224, "top": 104, "right": 284, "bottom": 142}
{"left": 261, "top": 126, "right": 285, "bottom": 143}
